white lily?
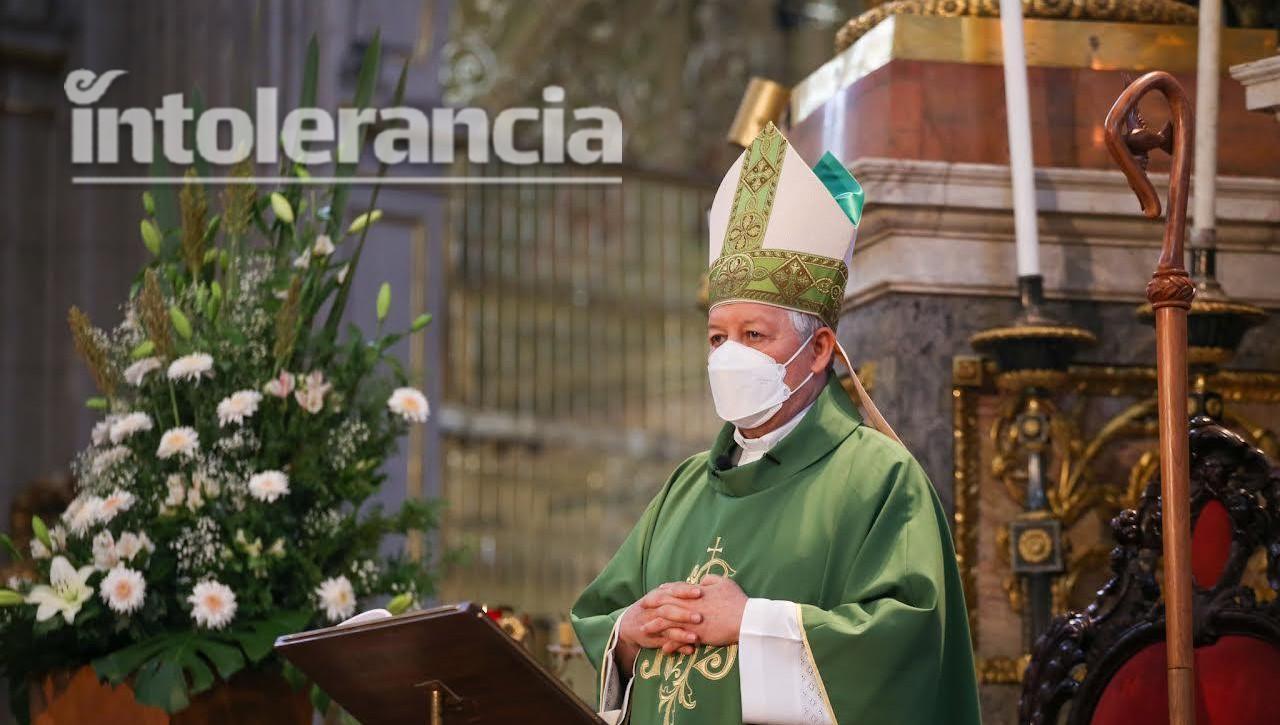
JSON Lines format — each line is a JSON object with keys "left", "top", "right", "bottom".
{"left": 25, "top": 556, "right": 95, "bottom": 623}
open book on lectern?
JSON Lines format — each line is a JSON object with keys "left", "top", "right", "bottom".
{"left": 275, "top": 602, "right": 603, "bottom": 725}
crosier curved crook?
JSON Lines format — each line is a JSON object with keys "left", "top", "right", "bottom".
{"left": 1102, "top": 71, "right": 1195, "bottom": 289}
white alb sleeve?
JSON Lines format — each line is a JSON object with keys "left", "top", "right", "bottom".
{"left": 738, "top": 598, "right": 835, "bottom": 725}
{"left": 598, "top": 608, "right": 636, "bottom": 721}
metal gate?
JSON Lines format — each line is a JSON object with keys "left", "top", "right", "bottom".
{"left": 438, "top": 161, "right": 718, "bottom": 628}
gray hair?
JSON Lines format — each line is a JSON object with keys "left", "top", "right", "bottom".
{"left": 787, "top": 310, "right": 837, "bottom": 373}
{"left": 787, "top": 310, "right": 828, "bottom": 341}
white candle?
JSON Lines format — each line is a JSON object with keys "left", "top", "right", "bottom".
{"left": 1193, "top": 0, "right": 1222, "bottom": 243}
{"left": 999, "top": 0, "right": 1041, "bottom": 278}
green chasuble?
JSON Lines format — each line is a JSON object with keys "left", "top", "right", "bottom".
{"left": 571, "top": 376, "right": 981, "bottom": 724}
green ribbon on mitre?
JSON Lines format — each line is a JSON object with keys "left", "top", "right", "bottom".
{"left": 812, "top": 151, "right": 864, "bottom": 228}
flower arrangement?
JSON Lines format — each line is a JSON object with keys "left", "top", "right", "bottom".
{"left": 0, "top": 36, "right": 439, "bottom": 718}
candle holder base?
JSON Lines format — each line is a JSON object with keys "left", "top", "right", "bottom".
{"left": 970, "top": 276, "right": 1097, "bottom": 391}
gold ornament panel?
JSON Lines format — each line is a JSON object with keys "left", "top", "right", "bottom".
{"left": 951, "top": 359, "right": 1280, "bottom": 686}
{"left": 836, "top": 0, "right": 1198, "bottom": 51}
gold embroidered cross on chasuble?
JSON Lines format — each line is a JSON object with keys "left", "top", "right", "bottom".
{"left": 637, "top": 538, "right": 739, "bottom": 725}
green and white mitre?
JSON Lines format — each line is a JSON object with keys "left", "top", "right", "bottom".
{"left": 706, "top": 122, "right": 864, "bottom": 329}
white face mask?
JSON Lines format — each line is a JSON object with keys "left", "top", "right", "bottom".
{"left": 707, "top": 333, "right": 815, "bottom": 429}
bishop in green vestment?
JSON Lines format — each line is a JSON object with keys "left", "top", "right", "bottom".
{"left": 571, "top": 124, "right": 981, "bottom": 725}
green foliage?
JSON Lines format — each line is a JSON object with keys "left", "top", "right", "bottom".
{"left": 140, "top": 220, "right": 163, "bottom": 255}
{"left": 169, "top": 305, "right": 192, "bottom": 339}
{"left": 322, "top": 36, "right": 397, "bottom": 346}
{"left": 269, "top": 193, "right": 295, "bottom": 225}
{"left": 376, "top": 283, "right": 391, "bottom": 322}
{"left": 0, "top": 533, "right": 21, "bottom": 561}
{"left": 30, "top": 516, "right": 51, "bottom": 550}
{"left": 346, "top": 209, "right": 382, "bottom": 235}
{"left": 94, "top": 631, "right": 243, "bottom": 711}
{"left": 91, "top": 609, "right": 309, "bottom": 711}
{"left": 0, "top": 35, "right": 441, "bottom": 719}
{"left": 386, "top": 592, "right": 413, "bottom": 615}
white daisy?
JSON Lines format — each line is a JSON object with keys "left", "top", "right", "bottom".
{"left": 193, "top": 470, "right": 221, "bottom": 498}
{"left": 91, "top": 445, "right": 132, "bottom": 475}
{"left": 185, "top": 485, "right": 204, "bottom": 511}
{"left": 99, "top": 566, "right": 146, "bottom": 614}
{"left": 263, "top": 371, "right": 296, "bottom": 399}
{"left": 294, "top": 371, "right": 331, "bottom": 415}
{"left": 167, "top": 353, "right": 214, "bottom": 383}
{"left": 25, "top": 556, "right": 94, "bottom": 623}
{"left": 114, "top": 531, "right": 154, "bottom": 562}
{"left": 312, "top": 235, "right": 335, "bottom": 257}
{"left": 63, "top": 495, "right": 103, "bottom": 536}
{"left": 92, "top": 530, "right": 118, "bottom": 570}
{"left": 109, "top": 412, "right": 153, "bottom": 444}
{"left": 217, "top": 390, "right": 263, "bottom": 427}
{"left": 49, "top": 525, "right": 67, "bottom": 551}
{"left": 96, "top": 489, "right": 135, "bottom": 524}
{"left": 315, "top": 575, "right": 356, "bottom": 622}
{"left": 164, "top": 474, "right": 187, "bottom": 507}
{"left": 292, "top": 249, "right": 312, "bottom": 269}
{"left": 123, "top": 357, "right": 162, "bottom": 386}
{"left": 247, "top": 471, "right": 289, "bottom": 503}
{"left": 387, "top": 387, "right": 430, "bottom": 423}
{"left": 156, "top": 426, "right": 199, "bottom": 459}
{"left": 91, "top": 416, "right": 117, "bottom": 446}
{"left": 295, "top": 387, "right": 326, "bottom": 414}
{"left": 187, "top": 580, "right": 237, "bottom": 629}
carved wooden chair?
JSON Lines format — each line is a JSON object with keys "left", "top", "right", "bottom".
{"left": 1019, "top": 418, "right": 1280, "bottom": 725}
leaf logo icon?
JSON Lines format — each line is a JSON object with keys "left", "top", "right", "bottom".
{"left": 64, "top": 69, "right": 128, "bottom": 105}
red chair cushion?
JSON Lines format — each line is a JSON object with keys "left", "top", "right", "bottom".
{"left": 1191, "top": 500, "right": 1232, "bottom": 589}
{"left": 1091, "top": 635, "right": 1280, "bottom": 725}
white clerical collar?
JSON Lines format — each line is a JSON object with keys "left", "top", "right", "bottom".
{"left": 732, "top": 400, "right": 817, "bottom": 466}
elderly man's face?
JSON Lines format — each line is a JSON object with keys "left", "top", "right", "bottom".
{"left": 707, "top": 302, "right": 827, "bottom": 392}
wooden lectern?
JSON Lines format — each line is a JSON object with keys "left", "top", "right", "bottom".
{"left": 275, "top": 602, "right": 603, "bottom": 725}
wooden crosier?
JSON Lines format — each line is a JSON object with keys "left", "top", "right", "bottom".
{"left": 1103, "top": 71, "right": 1196, "bottom": 725}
